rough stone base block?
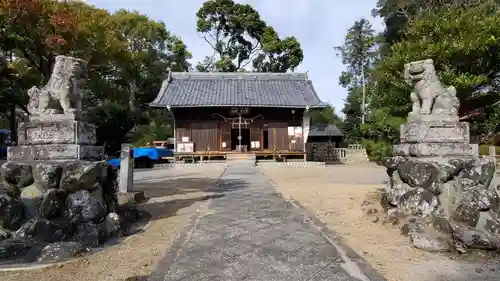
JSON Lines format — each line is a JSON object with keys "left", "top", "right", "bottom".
{"left": 117, "top": 191, "right": 146, "bottom": 205}
{"left": 18, "top": 119, "right": 96, "bottom": 145}
{"left": 7, "top": 144, "right": 103, "bottom": 161}
{"left": 394, "top": 143, "right": 475, "bottom": 157}
{"left": 400, "top": 120, "right": 469, "bottom": 144}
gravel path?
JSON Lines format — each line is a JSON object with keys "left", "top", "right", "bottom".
{"left": 260, "top": 165, "right": 500, "bottom": 281}
{"left": 149, "top": 161, "right": 385, "bottom": 281}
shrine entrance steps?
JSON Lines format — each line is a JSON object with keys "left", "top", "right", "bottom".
{"left": 225, "top": 152, "right": 256, "bottom": 165}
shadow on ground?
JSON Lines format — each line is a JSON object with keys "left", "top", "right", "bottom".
{"left": 134, "top": 176, "right": 249, "bottom": 199}
{"left": 135, "top": 175, "right": 249, "bottom": 221}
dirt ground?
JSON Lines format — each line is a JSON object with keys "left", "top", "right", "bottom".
{"left": 260, "top": 164, "right": 500, "bottom": 281}
{"left": 0, "top": 166, "right": 225, "bottom": 281}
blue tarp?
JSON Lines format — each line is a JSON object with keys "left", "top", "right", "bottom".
{"left": 134, "top": 147, "right": 174, "bottom": 160}
{"left": 107, "top": 147, "right": 174, "bottom": 168}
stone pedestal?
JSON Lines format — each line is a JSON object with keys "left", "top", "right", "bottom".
{"left": 0, "top": 56, "right": 149, "bottom": 264}
{"left": 376, "top": 58, "right": 499, "bottom": 253}
{"left": 8, "top": 115, "right": 102, "bottom": 161}
{"left": 382, "top": 114, "right": 497, "bottom": 253}
{"left": 0, "top": 113, "right": 121, "bottom": 254}
{"left": 393, "top": 115, "right": 474, "bottom": 157}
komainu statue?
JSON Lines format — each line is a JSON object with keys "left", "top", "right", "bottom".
{"left": 27, "top": 55, "right": 88, "bottom": 116}
{"left": 404, "top": 59, "right": 459, "bottom": 117}
{"left": 375, "top": 58, "right": 498, "bottom": 254}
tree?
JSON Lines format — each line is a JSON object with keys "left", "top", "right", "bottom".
{"left": 195, "top": 0, "right": 303, "bottom": 72}
{"left": 341, "top": 88, "right": 364, "bottom": 141}
{"left": 335, "top": 18, "right": 378, "bottom": 140}
{"left": 111, "top": 10, "right": 192, "bottom": 110}
{"left": 309, "top": 105, "right": 342, "bottom": 127}
{"left": 132, "top": 110, "right": 173, "bottom": 146}
{"left": 369, "top": 1, "right": 500, "bottom": 143}
{"left": 0, "top": 0, "right": 192, "bottom": 152}
{"left": 373, "top": 0, "right": 499, "bottom": 50}
{"left": 87, "top": 9, "right": 192, "bottom": 152}
{"left": 1, "top": 0, "right": 124, "bottom": 81}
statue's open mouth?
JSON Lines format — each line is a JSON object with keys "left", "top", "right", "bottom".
{"left": 409, "top": 68, "right": 424, "bottom": 75}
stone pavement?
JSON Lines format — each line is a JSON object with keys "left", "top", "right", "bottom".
{"left": 148, "top": 162, "right": 386, "bottom": 281}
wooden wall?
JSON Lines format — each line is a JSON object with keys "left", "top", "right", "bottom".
{"left": 191, "top": 122, "right": 218, "bottom": 151}
{"left": 220, "top": 122, "right": 231, "bottom": 151}
{"left": 172, "top": 107, "right": 306, "bottom": 152}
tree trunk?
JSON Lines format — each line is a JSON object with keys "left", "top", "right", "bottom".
{"left": 41, "top": 55, "right": 54, "bottom": 83}
{"left": 129, "top": 81, "right": 137, "bottom": 112}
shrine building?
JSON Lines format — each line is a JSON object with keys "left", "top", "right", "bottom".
{"left": 149, "top": 72, "right": 326, "bottom": 160}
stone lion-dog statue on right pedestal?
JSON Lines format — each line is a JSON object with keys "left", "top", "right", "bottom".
{"left": 404, "top": 59, "right": 459, "bottom": 118}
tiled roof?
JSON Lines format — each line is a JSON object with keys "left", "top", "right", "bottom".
{"left": 150, "top": 72, "right": 325, "bottom": 108}
{"left": 309, "top": 124, "right": 344, "bottom": 137}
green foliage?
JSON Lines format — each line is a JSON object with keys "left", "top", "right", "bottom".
{"left": 341, "top": 87, "right": 363, "bottom": 141}
{"left": 335, "top": 19, "right": 379, "bottom": 84}
{"left": 361, "top": 108, "right": 406, "bottom": 143}
{"left": 195, "top": 0, "right": 303, "bottom": 72}
{"left": 362, "top": 139, "right": 392, "bottom": 165}
{"left": 112, "top": 10, "right": 192, "bottom": 108}
{"left": 0, "top": 0, "right": 191, "bottom": 153}
{"left": 339, "top": 0, "right": 500, "bottom": 155}
{"left": 86, "top": 101, "right": 138, "bottom": 154}
{"left": 132, "top": 110, "right": 173, "bottom": 146}
{"left": 372, "top": 0, "right": 495, "bottom": 48}
{"left": 132, "top": 120, "right": 172, "bottom": 147}
{"left": 309, "top": 105, "right": 342, "bottom": 127}
{"left": 371, "top": 2, "right": 500, "bottom": 140}
{"left": 335, "top": 18, "right": 379, "bottom": 142}
{"left": 479, "top": 145, "right": 500, "bottom": 156}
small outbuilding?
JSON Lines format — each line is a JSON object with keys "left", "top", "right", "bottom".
{"left": 305, "top": 123, "right": 344, "bottom": 162}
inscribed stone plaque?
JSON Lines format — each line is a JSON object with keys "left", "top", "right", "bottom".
{"left": 400, "top": 121, "right": 469, "bottom": 144}
{"left": 18, "top": 120, "right": 96, "bottom": 145}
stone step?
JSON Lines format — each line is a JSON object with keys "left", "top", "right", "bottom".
{"left": 226, "top": 159, "right": 256, "bottom": 166}
{"left": 226, "top": 153, "right": 255, "bottom": 161}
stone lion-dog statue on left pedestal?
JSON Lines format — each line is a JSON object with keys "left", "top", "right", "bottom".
{"left": 27, "top": 55, "right": 88, "bottom": 117}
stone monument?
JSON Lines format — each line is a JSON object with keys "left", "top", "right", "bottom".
{"left": 0, "top": 55, "right": 143, "bottom": 263}
{"left": 381, "top": 59, "right": 498, "bottom": 253}
{"left": 117, "top": 143, "right": 144, "bottom": 205}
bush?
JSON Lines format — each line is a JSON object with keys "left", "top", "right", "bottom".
{"left": 362, "top": 139, "right": 393, "bottom": 165}
{"left": 479, "top": 145, "right": 500, "bottom": 156}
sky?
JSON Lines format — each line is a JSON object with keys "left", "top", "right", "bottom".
{"left": 87, "top": 0, "right": 384, "bottom": 114}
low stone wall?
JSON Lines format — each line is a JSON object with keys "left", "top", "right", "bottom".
{"left": 153, "top": 163, "right": 227, "bottom": 169}
{"left": 153, "top": 161, "right": 327, "bottom": 169}
{"left": 256, "top": 161, "right": 325, "bottom": 168}
{"left": 335, "top": 146, "right": 370, "bottom": 164}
